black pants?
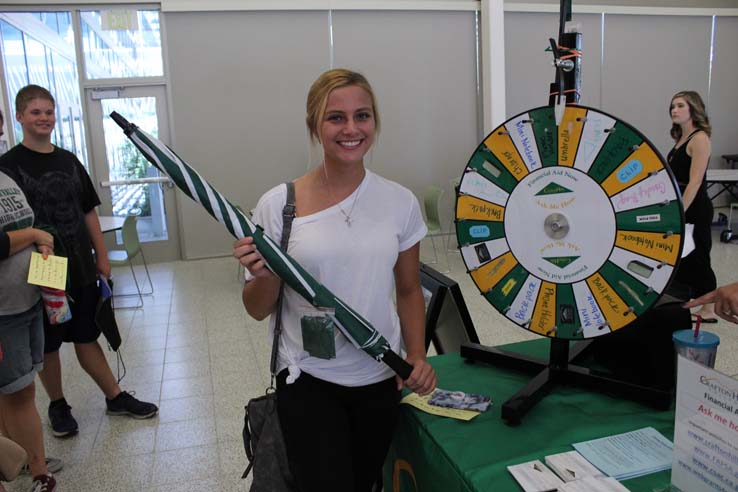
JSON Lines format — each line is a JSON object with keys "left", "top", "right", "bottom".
{"left": 276, "top": 371, "right": 400, "bottom": 492}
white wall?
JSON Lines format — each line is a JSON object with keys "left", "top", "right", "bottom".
{"left": 164, "top": 9, "right": 479, "bottom": 259}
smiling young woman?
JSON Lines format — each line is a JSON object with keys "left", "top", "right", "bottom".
{"left": 233, "top": 69, "right": 437, "bottom": 492}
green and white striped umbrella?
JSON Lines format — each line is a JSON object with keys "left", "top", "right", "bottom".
{"left": 110, "top": 112, "right": 412, "bottom": 380}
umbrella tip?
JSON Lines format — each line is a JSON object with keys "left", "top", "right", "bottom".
{"left": 109, "top": 112, "right": 134, "bottom": 133}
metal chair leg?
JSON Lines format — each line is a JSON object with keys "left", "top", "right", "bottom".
{"left": 428, "top": 235, "right": 439, "bottom": 264}
{"left": 428, "top": 235, "right": 451, "bottom": 273}
{"left": 111, "top": 262, "right": 144, "bottom": 309}
{"left": 112, "top": 254, "right": 153, "bottom": 309}
{"left": 129, "top": 261, "right": 144, "bottom": 307}
{"left": 139, "top": 251, "right": 154, "bottom": 295}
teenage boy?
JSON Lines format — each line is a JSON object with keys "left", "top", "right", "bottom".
{"left": 0, "top": 85, "right": 158, "bottom": 438}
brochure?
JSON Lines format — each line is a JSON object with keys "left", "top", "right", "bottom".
{"left": 400, "top": 392, "right": 480, "bottom": 421}
{"left": 428, "top": 388, "right": 491, "bottom": 412}
{"left": 573, "top": 427, "right": 672, "bottom": 481}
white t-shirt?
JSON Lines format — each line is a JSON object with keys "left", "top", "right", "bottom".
{"left": 246, "top": 170, "right": 427, "bottom": 386}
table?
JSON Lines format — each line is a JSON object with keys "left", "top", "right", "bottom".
{"left": 706, "top": 169, "right": 738, "bottom": 203}
{"left": 99, "top": 215, "right": 126, "bottom": 233}
{"left": 383, "top": 340, "right": 674, "bottom": 492}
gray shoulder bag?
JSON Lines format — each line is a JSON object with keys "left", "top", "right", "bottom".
{"left": 242, "top": 181, "right": 297, "bottom": 492}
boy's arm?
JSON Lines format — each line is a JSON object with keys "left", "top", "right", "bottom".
{"left": 85, "top": 210, "right": 111, "bottom": 278}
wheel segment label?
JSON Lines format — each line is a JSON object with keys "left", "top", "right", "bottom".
{"left": 456, "top": 195, "right": 505, "bottom": 222}
{"left": 615, "top": 230, "right": 681, "bottom": 265}
{"left": 470, "top": 251, "right": 518, "bottom": 293}
{"left": 484, "top": 131, "right": 529, "bottom": 180}
{"left": 558, "top": 107, "right": 587, "bottom": 167}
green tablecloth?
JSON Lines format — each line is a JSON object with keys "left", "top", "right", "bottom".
{"left": 383, "top": 340, "right": 674, "bottom": 492}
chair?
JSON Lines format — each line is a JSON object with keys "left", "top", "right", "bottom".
{"left": 423, "top": 185, "right": 450, "bottom": 273}
{"left": 108, "top": 216, "right": 153, "bottom": 308}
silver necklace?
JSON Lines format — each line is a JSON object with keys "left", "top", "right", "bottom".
{"left": 323, "top": 164, "right": 362, "bottom": 227}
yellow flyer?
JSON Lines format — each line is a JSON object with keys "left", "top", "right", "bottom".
{"left": 27, "top": 252, "right": 67, "bottom": 290}
{"left": 401, "top": 392, "right": 481, "bottom": 421}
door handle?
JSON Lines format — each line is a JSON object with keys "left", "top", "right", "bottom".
{"left": 100, "top": 177, "right": 173, "bottom": 187}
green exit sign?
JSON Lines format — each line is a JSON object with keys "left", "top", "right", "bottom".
{"left": 101, "top": 10, "right": 139, "bottom": 31}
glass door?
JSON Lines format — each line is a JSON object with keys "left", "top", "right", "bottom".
{"left": 85, "top": 85, "right": 180, "bottom": 262}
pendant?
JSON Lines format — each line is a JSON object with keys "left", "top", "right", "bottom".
{"left": 345, "top": 216, "right": 353, "bottom": 227}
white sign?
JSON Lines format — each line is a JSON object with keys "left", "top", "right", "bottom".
{"left": 101, "top": 10, "right": 138, "bottom": 31}
{"left": 672, "top": 355, "right": 738, "bottom": 491}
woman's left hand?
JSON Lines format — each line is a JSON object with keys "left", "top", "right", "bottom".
{"left": 396, "top": 356, "right": 437, "bottom": 396}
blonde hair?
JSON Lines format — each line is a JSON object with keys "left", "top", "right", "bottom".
{"left": 305, "top": 69, "right": 379, "bottom": 144}
{"left": 670, "top": 91, "right": 711, "bottom": 141}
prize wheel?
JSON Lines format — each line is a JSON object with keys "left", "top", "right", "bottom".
{"left": 455, "top": 105, "right": 684, "bottom": 340}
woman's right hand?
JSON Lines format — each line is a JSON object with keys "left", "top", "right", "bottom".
{"left": 233, "top": 237, "right": 273, "bottom": 278}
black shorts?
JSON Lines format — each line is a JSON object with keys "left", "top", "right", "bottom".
{"left": 43, "top": 283, "right": 101, "bottom": 353}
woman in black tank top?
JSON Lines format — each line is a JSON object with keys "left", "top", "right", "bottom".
{"left": 667, "top": 91, "right": 717, "bottom": 322}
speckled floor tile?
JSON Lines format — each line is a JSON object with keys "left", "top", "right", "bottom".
{"left": 160, "top": 375, "right": 213, "bottom": 401}
{"left": 151, "top": 445, "right": 219, "bottom": 486}
{"left": 157, "top": 395, "right": 214, "bottom": 423}
{"left": 155, "top": 417, "right": 217, "bottom": 451}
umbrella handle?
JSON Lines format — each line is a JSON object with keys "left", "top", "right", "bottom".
{"left": 382, "top": 351, "right": 413, "bottom": 380}
{"left": 110, "top": 111, "right": 133, "bottom": 132}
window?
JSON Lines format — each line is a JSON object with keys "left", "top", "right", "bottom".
{"left": 81, "top": 10, "right": 163, "bottom": 79}
{"left": 0, "top": 12, "right": 87, "bottom": 165}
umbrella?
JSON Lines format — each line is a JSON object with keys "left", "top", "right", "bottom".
{"left": 110, "top": 112, "right": 412, "bottom": 380}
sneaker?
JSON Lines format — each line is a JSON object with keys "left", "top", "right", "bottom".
{"left": 20, "top": 457, "right": 63, "bottom": 475}
{"left": 30, "top": 474, "right": 57, "bottom": 492}
{"left": 48, "top": 399, "right": 78, "bottom": 438}
{"left": 105, "top": 391, "right": 158, "bottom": 419}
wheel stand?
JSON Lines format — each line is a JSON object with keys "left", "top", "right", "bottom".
{"left": 460, "top": 338, "right": 673, "bottom": 426}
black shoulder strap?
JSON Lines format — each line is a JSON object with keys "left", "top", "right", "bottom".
{"left": 269, "top": 181, "right": 296, "bottom": 382}
{"left": 684, "top": 129, "right": 702, "bottom": 145}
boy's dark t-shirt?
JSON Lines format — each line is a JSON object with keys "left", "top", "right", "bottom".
{"left": 0, "top": 144, "right": 101, "bottom": 288}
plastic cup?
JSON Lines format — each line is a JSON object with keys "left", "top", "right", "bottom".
{"left": 40, "top": 287, "right": 72, "bottom": 325}
{"left": 672, "top": 329, "right": 720, "bottom": 368}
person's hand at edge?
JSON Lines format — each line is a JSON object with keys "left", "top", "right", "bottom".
{"left": 684, "top": 282, "right": 738, "bottom": 324}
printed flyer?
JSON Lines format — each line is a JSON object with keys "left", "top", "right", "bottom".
{"left": 672, "top": 355, "right": 738, "bottom": 492}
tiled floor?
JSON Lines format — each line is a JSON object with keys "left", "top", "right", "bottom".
{"left": 4, "top": 216, "right": 738, "bottom": 491}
